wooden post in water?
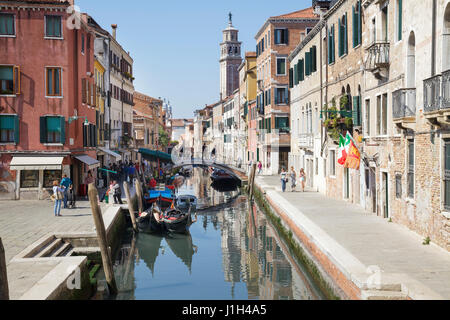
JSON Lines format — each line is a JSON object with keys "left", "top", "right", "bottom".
{"left": 87, "top": 184, "right": 118, "bottom": 295}
{"left": 248, "top": 163, "right": 257, "bottom": 203}
{"left": 123, "top": 181, "right": 138, "bottom": 233}
{"left": 135, "top": 178, "right": 144, "bottom": 215}
{"left": 0, "top": 238, "right": 9, "bottom": 300}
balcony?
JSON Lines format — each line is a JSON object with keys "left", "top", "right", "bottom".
{"left": 424, "top": 70, "right": 450, "bottom": 125}
{"left": 365, "top": 41, "right": 390, "bottom": 78}
{"left": 392, "top": 88, "right": 416, "bottom": 129}
{"left": 298, "top": 133, "right": 314, "bottom": 149}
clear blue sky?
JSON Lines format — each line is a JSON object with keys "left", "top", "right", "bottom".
{"left": 76, "top": 0, "right": 312, "bottom": 119}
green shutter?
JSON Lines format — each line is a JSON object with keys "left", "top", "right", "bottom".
{"left": 14, "top": 115, "right": 19, "bottom": 144}
{"left": 46, "top": 117, "right": 61, "bottom": 132}
{"left": 305, "top": 51, "right": 310, "bottom": 76}
{"left": 0, "top": 115, "right": 14, "bottom": 129}
{"left": 300, "top": 59, "right": 304, "bottom": 81}
{"left": 352, "top": 96, "right": 361, "bottom": 126}
{"left": 294, "top": 64, "right": 298, "bottom": 85}
{"left": 60, "top": 116, "right": 65, "bottom": 144}
{"left": 289, "top": 68, "right": 294, "bottom": 88}
{"left": 344, "top": 13, "right": 348, "bottom": 54}
{"left": 352, "top": 6, "right": 356, "bottom": 48}
{"left": 40, "top": 116, "right": 47, "bottom": 143}
{"left": 332, "top": 25, "right": 335, "bottom": 63}
{"left": 358, "top": 1, "right": 362, "bottom": 45}
{"left": 338, "top": 18, "right": 342, "bottom": 57}
{"left": 312, "top": 46, "right": 317, "bottom": 72}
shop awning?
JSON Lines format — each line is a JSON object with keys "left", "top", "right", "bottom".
{"left": 97, "top": 147, "right": 121, "bottom": 161}
{"left": 74, "top": 155, "right": 100, "bottom": 169}
{"left": 10, "top": 156, "right": 64, "bottom": 170}
{"left": 138, "top": 148, "right": 172, "bottom": 163}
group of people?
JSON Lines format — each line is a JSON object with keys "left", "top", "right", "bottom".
{"left": 280, "top": 167, "right": 306, "bottom": 193}
{"left": 107, "top": 160, "right": 140, "bottom": 183}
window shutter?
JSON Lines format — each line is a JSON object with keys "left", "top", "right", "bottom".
{"left": 289, "top": 67, "right": 294, "bottom": 88}
{"left": 398, "top": 0, "right": 402, "bottom": 41}
{"left": 275, "top": 89, "right": 279, "bottom": 105}
{"left": 332, "top": 25, "right": 335, "bottom": 63}
{"left": 358, "top": 1, "right": 362, "bottom": 45}
{"left": 344, "top": 13, "right": 348, "bottom": 54}
{"left": 299, "top": 59, "right": 304, "bottom": 81}
{"left": 14, "top": 115, "right": 19, "bottom": 144}
{"left": 82, "top": 79, "right": 86, "bottom": 103}
{"left": 352, "top": 96, "right": 361, "bottom": 126}
{"left": 40, "top": 116, "right": 47, "bottom": 143}
{"left": 338, "top": 18, "right": 342, "bottom": 57}
{"left": 285, "top": 29, "right": 289, "bottom": 45}
{"left": 83, "top": 124, "right": 87, "bottom": 147}
{"left": 312, "top": 46, "right": 317, "bottom": 72}
{"left": 305, "top": 51, "right": 311, "bottom": 76}
{"left": 13, "top": 66, "right": 20, "bottom": 94}
{"left": 60, "top": 116, "right": 65, "bottom": 144}
{"left": 352, "top": 5, "right": 357, "bottom": 47}
{"left": 293, "top": 64, "right": 298, "bottom": 85}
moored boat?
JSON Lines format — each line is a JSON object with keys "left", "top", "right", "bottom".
{"left": 137, "top": 204, "right": 164, "bottom": 234}
{"left": 176, "top": 194, "right": 197, "bottom": 212}
{"left": 161, "top": 207, "right": 194, "bottom": 234}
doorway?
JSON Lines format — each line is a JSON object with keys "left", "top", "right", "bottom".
{"left": 344, "top": 167, "right": 350, "bottom": 199}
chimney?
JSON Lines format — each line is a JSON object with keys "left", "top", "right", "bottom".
{"left": 111, "top": 24, "right": 117, "bottom": 39}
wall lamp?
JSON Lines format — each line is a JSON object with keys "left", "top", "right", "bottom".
{"left": 68, "top": 116, "right": 89, "bottom": 126}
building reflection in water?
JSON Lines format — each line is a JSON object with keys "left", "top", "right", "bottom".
{"left": 110, "top": 167, "right": 324, "bottom": 300}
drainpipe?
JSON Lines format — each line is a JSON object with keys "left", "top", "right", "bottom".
{"left": 432, "top": 0, "right": 437, "bottom": 76}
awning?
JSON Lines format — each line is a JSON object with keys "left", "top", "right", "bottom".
{"left": 10, "top": 156, "right": 64, "bottom": 170}
{"left": 138, "top": 148, "right": 172, "bottom": 163}
{"left": 97, "top": 147, "right": 121, "bottom": 161}
{"left": 74, "top": 155, "right": 100, "bottom": 169}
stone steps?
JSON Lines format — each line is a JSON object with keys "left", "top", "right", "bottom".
{"left": 36, "top": 238, "right": 63, "bottom": 258}
{"left": 52, "top": 242, "right": 72, "bottom": 257}
{"left": 360, "top": 290, "right": 408, "bottom": 300}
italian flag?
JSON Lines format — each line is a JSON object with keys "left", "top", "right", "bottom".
{"left": 337, "top": 133, "right": 352, "bottom": 165}
{"left": 337, "top": 134, "right": 347, "bottom": 165}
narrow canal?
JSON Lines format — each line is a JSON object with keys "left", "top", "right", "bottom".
{"left": 110, "top": 168, "right": 326, "bottom": 300}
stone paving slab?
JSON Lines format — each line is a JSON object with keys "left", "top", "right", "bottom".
{"left": 256, "top": 175, "right": 450, "bottom": 299}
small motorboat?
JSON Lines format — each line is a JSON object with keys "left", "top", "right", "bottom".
{"left": 210, "top": 169, "right": 236, "bottom": 183}
{"left": 161, "top": 206, "right": 195, "bottom": 234}
{"left": 176, "top": 195, "right": 197, "bottom": 212}
{"left": 137, "top": 203, "right": 164, "bottom": 234}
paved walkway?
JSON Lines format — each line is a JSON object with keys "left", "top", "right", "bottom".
{"left": 256, "top": 175, "right": 450, "bottom": 299}
{"left": 0, "top": 182, "right": 135, "bottom": 299}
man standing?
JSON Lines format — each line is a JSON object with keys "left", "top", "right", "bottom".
{"left": 112, "top": 180, "right": 123, "bottom": 205}
{"left": 60, "top": 174, "right": 73, "bottom": 209}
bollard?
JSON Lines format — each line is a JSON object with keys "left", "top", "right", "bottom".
{"left": 123, "top": 181, "right": 138, "bottom": 233}
{"left": 87, "top": 184, "right": 118, "bottom": 295}
{"left": 134, "top": 179, "right": 144, "bottom": 215}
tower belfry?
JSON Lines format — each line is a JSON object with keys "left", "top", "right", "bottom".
{"left": 219, "top": 12, "right": 242, "bottom": 100}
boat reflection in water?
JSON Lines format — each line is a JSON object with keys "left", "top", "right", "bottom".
{"left": 111, "top": 168, "right": 325, "bottom": 300}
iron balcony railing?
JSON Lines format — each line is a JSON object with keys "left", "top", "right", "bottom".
{"left": 424, "top": 69, "right": 450, "bottom": 113}
{"left": 298, "top": 133, "right": 314, "bottom": 149}
{"left": 392, "top": 88, "right": 416, "bottom": 119}
{"left": 365, "top": 41, "right": 390, "bottom": 71}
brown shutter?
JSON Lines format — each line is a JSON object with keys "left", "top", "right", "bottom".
{"left": 82, "top": 79, "right": 86, "bottom": 103}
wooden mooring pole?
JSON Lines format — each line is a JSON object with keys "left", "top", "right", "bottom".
{"left": 0, "top": 238, "right": 9, "bottom": 300}
{"left": 135, "top": 178, "right": 144, "bottom": 215}
{"left": 248, "top": 163, "right": 257, "bottom": 203}
{"left": 87, "top": 184, "right": 118, "bottom": 295}
{"left": 123, "top": 181, "right": 138, "bottom": 233}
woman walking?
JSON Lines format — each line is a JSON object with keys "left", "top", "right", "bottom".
{"left": 290, "top": 167, "right": 297, "bottom": 192}
{"left": 299, "top": 168, "right": 306, "bottom": 192}
{"left": 52, "top": 180, "right": 65, "bottom": 217}
{"left": 280, "top": 168, "right": 288, "bottom": 192}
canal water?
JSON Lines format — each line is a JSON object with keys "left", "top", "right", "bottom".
{"left": 110, "top": 168, "right": 325, "bottom": 300}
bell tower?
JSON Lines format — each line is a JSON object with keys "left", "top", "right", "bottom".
{"left": 219, "top": 13, "right": 242, "bottom": 100}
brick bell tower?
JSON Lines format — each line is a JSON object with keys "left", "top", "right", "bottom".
{"left": 219, "top": 12, "right": 242, "bottom": 100}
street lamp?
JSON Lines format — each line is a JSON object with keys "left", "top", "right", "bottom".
{"left": 68, "top": 116, "right": 89, "bottom": 126}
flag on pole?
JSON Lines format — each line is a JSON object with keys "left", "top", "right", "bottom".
{"left": 337, "top": 134, "right": 347, "bottom": 165}
{"left": 344, "top": 134, "right": 361, "bottom": 170}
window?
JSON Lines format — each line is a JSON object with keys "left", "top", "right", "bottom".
{"left": 275, "top": 117, "right": 289, "bottom": 133}
{"left": 330, "top": 150, "right": 336, "bottom": 176}
{"left": 274, "top": 28, "right": 288, "bottom": 45}
{"left": 444, "top": 140, "right": 450, "bottom": 210}
{"left": 352, "top": 96, "right": 361, "bottom": 126}
{"left": 0, "top": 114, "right": 19, "bottom": 143}
{"left": 81, "top": 34, "right": 85, "bottom": 54}
{"left": 376, "top": 95, "right": 381, "bottom": 135}
{"left": 20, "top": 170, "right": 39, "bottom": 188}
{"left": 328, "top": 25, "right": 335, "bottom": 64}
{"left": 0, "top": 13, "right": 15, "bottom": 36}
{"left": 44, "top": 170, "right": 61, "bottom": 188}
{"left": 45, "top": 15, "right": 62, "bottom": 38}
{"left": 46, "top": 67, "right": 62, "bottom": 97}
{"left": 397, "top": 0, "right": 403, "bottom": 41}
{"left": 0, "top": 65, "right": 20, "bottom": 95}
{"left": 289, "top": 68, "right": 294, "bottom": 88}
{"left": 407, "top": 139, "right": 414, "bottom": 198}
{"left": 352, "top": 1, "right": 362, "bottom": 47}
{"left": 338, "top": 13, "right": 348, "bottom": 57}
{"left": 395, "top": 174, "right": 402, "bottom": 199}
{"left": 298, "top": 58, "right": 304, "bottom": 82}
{"left": 274, "top": 88, "right": 288, "bottom": 105}
{"left": 382, "top": 93, "right": 388, "bottom": 135}
{"left": 365, "top": 99, "right": 370, "bottom": 136}
{"left": 83, "top": 123, "right": 97, "bottom": 147}
{"left": 276, "top": 58, "right": 286, "bottom": 75}
{"left": 40, "top": 116, "right": 65, "bottom": 144}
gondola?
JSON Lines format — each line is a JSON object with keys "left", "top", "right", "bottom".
{"left": 176, "top": 194, "right": 197, "bottom": 212}
{"left": 137, "top": 203, "right": 164, "bottom": 233}
{"left": 161, "top": 205, "right": 195, "bottom": 234}
{"left": 143, "top": 188, "right": 176, "bottom": 211}
{"left": 210, "top": 169, "right": 237, "bottom": 183}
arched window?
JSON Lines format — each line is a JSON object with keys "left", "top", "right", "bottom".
{"left": 443, "top": 3, "right": 450, "bottom": 71}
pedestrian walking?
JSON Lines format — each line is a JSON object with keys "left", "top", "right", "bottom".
{"left": 280, "top": 168, "right": 288, "bottom": 192}
{"left": 85, "top": 170, "right": 95, "bottom": 185}
{"left": 112, "top": 180, "right": 123, "bottom": 205}
{"left": 60, "top": 174, "right": 72, "bottom": 209}
{"left": 52, "top": 180, "right": 65, "bottom": 217}
{"left": 290, "top": 167, "right": 297, "bottom": 192}
{"left": 258, "top": 161, "right": 262, "bottom": 175}
{"left": 299, "top": 168, "right": 306, "bottom": 192}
